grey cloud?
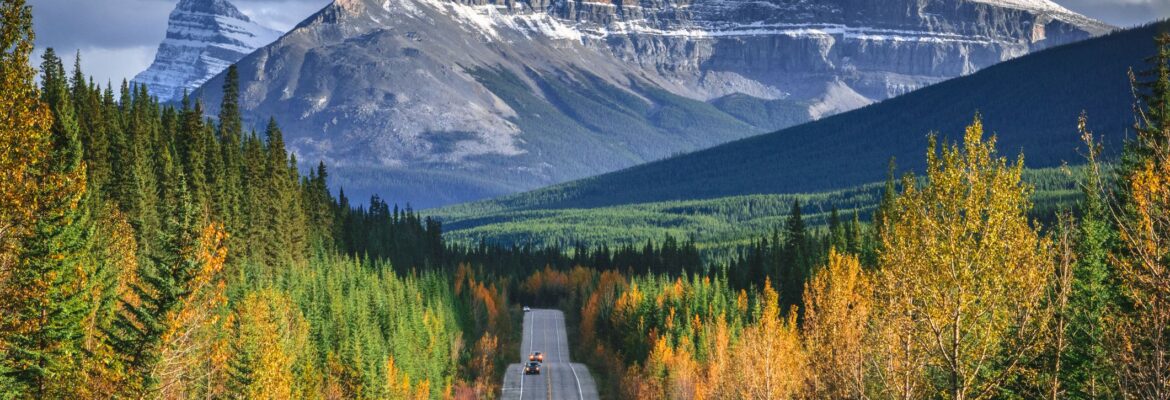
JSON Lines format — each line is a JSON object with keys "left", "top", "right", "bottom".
{"left": 31, "top": 0, "right": 173, "bottom": 49}
{"left": 30, "top": 0, "right": 329, "bottom": 50}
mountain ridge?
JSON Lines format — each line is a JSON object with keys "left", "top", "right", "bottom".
{"left": 193, "top": 0, "right": 1112, "bottom": 208}
{"left": 435, "top": 20, "right": 1165, "bottom": 214}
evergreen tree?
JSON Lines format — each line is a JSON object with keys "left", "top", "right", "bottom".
{"left": 1056, "top": 116, "right": 1120, "bottom": 398}
{"left": 0, "top": 43, "right": 92, "bottom": 398}
{"left": 177, "top": 95, "right": 209, "bottom": 208}
{"left": 781, "top": 199, "right": 807, "bottom": 311}
{"left": 68, "top": 53, "right": 110, "bottom": 193}
{"left": 107, "top": 176, "right": 201, "bottom": 394}
{"left": 828, "top": 206, "right": 846, "bottom": 252}
{"left": 216, "top": 65, "right": 244, "bottom": 256}
{"left": 241, "top": 132, "right": 266, "bottom": 263}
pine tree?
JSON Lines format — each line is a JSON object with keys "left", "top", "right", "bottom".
{"left": 241, "top": 132, "right": 266, "bottom": 262}
{"left": 69, "top": 53, "right": 110, "bottom": 194}
{"left": 0, "top": 22, "right": 92, "bottom": 395}
{"left": 78, "top": 204, "right": 139, "bottom": 397}
{"left": 261, "top": 117, "right": 304, "bottom": 266}
{"left": 216, "top": 65, "right": 244, "bottom": 256}
{"left": 828, "top": 206, "right": 847, "bottom": 251}
{"left": 1059, "top": 115, "right": 1120, "bottom": 398}
{"left": 781, "top": 199, "right": 807, "bottom": 312}
{"left": 177, "top": 95, "right": 209, "bottom": 208}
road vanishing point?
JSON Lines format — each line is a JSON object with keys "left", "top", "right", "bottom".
{"left": 501, "top": 309, "right": 600, "bottom": 400}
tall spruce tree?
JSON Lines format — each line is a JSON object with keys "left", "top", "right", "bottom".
{"left": 1061, "top": 120, "right": 1120, "bottom": 398}
{"left": 781, "top": 199, "right": 807, "bottom": 311}
{"left": 0, "top": 39, "right": 93, "bottom": 397}
{"left": 216, "top": 66, "right": 244, "bottom": 255}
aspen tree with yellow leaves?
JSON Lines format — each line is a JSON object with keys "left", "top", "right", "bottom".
{"left": 0, "top": 0, "right": 54, "bottom": 393}
{"left": 876, "top": 118, "right": 1054, "bottom": 400}
{"left": 734, "top": 279, "right": 807, "bottom": 399}
{"left": 803, "top": 249, "right": 874, "bottom": 399}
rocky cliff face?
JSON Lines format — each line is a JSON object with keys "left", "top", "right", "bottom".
{"left": 194, "top": 0, "right": 1111, "bottom": 208}
{"left": 134, "top": 0, "right": 280, "bottom": 101}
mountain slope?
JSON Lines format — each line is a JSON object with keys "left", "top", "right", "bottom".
{"left": 134, "top": 0, "right": 280, "bottom": 102}
{"left": 438, "top": 21, "right": 1165, "bottom": 213}
{"left": 195, "top": 0, "right": 1110, "bottom": 208}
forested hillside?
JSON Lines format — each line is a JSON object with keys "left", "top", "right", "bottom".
{"left": 445, "top": 21, "right": 1167, "bottom": 212}
{"left": 432, "top": 166, "right": 1087, "bottom": 252}
{"left": 0, "top": 2, "right": 512, "bottom": 396}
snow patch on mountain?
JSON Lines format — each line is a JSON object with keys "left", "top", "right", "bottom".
{"left": 134, "top": 0, "right": 281, "bottom": 102}
{"left": 970, "top": 0, "right": 1073, "bottom": 14}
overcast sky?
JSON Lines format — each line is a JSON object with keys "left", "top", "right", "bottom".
{"left": 28, "top": 0, "right": 1170, "bottom": 86}
{"left": 30, "top": 0, "right": 330, "bottom": 85}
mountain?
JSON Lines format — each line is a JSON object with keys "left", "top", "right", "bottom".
{"left": 436, "top": 21, "right": 1164, "bottom": 215}
{"left": 134, "top": 0, "right": 281, "bottom": 102}
{"left": 193, "top": 0, "right": 1111, "bottom": 208}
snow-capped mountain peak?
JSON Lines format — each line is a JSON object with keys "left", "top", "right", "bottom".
{"left": 133, "top": 0, "right": 281, "bottom": 102}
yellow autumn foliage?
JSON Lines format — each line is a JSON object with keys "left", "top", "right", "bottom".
{"left": 803, "top": 249, "right": 874, "bottom": 399}
{"left": 875, "top": 118, "right": 1053, "bottom": 400}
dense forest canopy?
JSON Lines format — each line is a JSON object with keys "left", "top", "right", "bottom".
{"left": 1, "top": 0, "right": 1169, "bottom": 398}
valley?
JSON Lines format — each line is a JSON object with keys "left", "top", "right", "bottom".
{"left": 7, "top": 0, "right": 1170, "bottom": 399}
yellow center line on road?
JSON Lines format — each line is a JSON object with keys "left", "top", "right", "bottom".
{"left": 541, "top": 310, "right": 553, "bottom": 400}
{"left": 547, "top": 365, "right": 553, "bottom": 400}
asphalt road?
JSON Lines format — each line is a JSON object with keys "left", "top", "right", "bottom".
{"left": 501, "top": 309, "right": 599, "bottom": 400}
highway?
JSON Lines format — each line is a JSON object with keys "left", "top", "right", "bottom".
{"left": 501, "top": 309, "right": 599, "bottom": 400}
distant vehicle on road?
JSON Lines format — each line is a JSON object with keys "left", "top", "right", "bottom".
{"left": 523, "top": 306, "right": 531, "bottom": 312}
{"left": 524, "top": 362, "right": 541, "bottom": 375}
{"left": 529, "top": 352, "right": 544, "bottom": 362}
